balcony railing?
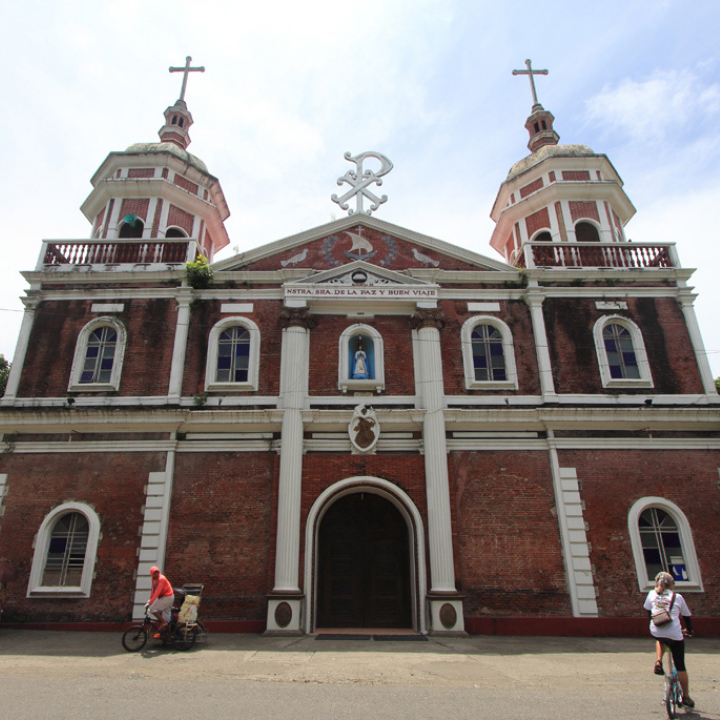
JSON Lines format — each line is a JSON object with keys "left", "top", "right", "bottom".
{"left": 37, "top": 238, "right": 199, "bottom": 271}
{"left": 516, "top": 241, "right": 679, "bottom": 270}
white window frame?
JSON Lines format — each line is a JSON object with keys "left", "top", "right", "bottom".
{"left": 27, "top": 502, "right": 101, "bottom": 598}
{"left": 205, "top": 316, "right": 260, "bottom": 392}
{"left": 628, "top": 497, "right": 703, "bottom": 592}
{"left": 593, "top": 315, "right": 653, "bottom": 389}
{"left": 68, "top": 316, "right": 127, "bottom": 392}
{"left": 461, "top": 316, "right": 518, "bottom": 390}
{"left": 338, "top": 324, "right": 385, "bottom": 393}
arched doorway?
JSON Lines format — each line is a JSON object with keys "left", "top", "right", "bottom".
{"left": 316, "top": 492, "right": 412, "bottom": 629}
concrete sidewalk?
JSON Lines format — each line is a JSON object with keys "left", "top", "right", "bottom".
{"left": 1, "top": 630, "right": 719, "bottom": 718}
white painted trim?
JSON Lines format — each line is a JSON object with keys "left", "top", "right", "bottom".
{"left": 460, "top": 315, "right": 518, "bottom": 390}
{"left": 338, "top": 323, "right": 385, "bottom": 393}
{"left": 593, "top": 315, "right": 653, "bottom": 389}
{"left": 204, "top": 317, "right": 260, "bottom": 392}
{"left": 91, "top": 303, "right": 125, "bottom": 313}
{"left": 302, "top": 476, "right": 428, "bottom": 634}
{"left": 27, "top": 502, "right": 101, "bottom": 598}
{"left": 67, "top": 316, "right": 127, "bottom": 392}
{"left": 628, "top": 497, "right": 703, "bottom": 593}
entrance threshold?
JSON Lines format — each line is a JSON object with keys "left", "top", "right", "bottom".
{"left": 315, "top": 628, "right": 427, "bottom": 641}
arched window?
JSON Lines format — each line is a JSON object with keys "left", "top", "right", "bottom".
{"left": 27, "top": 502, "right": 101, "bottom": 597}
{"left": 118, "top": 215, "right": 144, "bottom": 239}
{"left": 593, "top": 316, "right": 653, "bottom": 388}
{"left": 533, "top": 231, "right": 552, "bottom": 243}
{"left": 205, "top": 317, "right": 260, "bottom": 392}
{"left": 68, "top": 317, "right": 127, "bottom": 391}
{"left": 575, "top": 221, "right": 600, "bottom": 243}
{"left": 461, "top": 316, "right": 518, "bottom": 390}
{"left": 628, "top": 498, "right": 702, "bottom": 592}
{"left": 165, "top": 227, "right": 187, "bottom": 238}
{"left": 338, "top": 325, "right": 385, "bottom": 393}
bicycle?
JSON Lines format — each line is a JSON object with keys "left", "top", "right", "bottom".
{"left": 660, "top": 638, "right": 693, "bottom": 719}
{"left": 122, "top": 609, "right": 197, "bottom": 652}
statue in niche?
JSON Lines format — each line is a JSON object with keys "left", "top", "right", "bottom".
{"left": 352, "top": 337, "right": 370, "bottom": 379}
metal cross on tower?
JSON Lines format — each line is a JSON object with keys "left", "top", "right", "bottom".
{"left": 512, "top": 59, "right": 549, "bottom": 106}
{"left": 169, "top": 56, "right": 205, "bottom": 102}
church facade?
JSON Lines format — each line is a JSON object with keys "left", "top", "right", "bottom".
{"left": 1, "top": 70, "right": 719, "bottom": 636}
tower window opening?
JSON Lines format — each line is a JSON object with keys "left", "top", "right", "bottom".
{"left": 541, "top": 120, "right": 547, "bottom": 130}
{"left": 575, "top": 221, "right": 600, "bottom": 243}
{"left": 179, "top": 117, "right": 185, "bottom": 128}
{"left": 165, "top": 227, "right": 187, "bottom": 238}
{"left": 171, "top": 115, "right": 178, "bottom": 125}
{"left": 534, "top": 122, "right": 540, "bottom": 133}
{"left": 534, "top": 231, "right": 552, "bottom": 243}
{"left": 119, "top": 216, "right": 144, "bottom": 239}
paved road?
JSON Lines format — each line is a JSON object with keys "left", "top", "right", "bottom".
{"left": 1, "top": 630, "right": 719, "bottom": 719}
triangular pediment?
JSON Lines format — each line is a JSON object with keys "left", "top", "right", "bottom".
{"left": 287, "top": 260, "right": 435, "bottom": 288}
{"left": 214, "top": 215, "right": 513, "bottom": 274}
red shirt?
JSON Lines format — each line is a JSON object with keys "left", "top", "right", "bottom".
{"left": 149, "top": 573, "right": 173, "bottom": 604}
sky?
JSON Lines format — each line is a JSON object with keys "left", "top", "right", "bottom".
{"left": 1, "top": 0, "right": 719, "bottom": 378}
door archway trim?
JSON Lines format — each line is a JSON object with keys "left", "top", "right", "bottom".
{"left": 303, "top": 476, "right": 427, "bottom": 634}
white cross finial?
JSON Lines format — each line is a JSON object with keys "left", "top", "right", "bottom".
{"left": 512, "top": 59, "right": 549, "bottom": 106}
{"left": 169, "top": 56, "right": 205, "bottom": 102}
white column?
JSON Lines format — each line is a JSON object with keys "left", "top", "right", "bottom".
{"left": 1, "top": 296, "right": 39, "bottom": 407}
{"left": 678, "top": 294, "right": 717, "bottom": 396}
{"left": 525, "top": 292, "right": 557, "bottom": 400}
{"left": 412, "top": 309, "right": 464, "bottom": 633}
{"left": 167, "top": 291, "right": 193, "bottom": 402}
{"left": 267, "top": 309, "right": 312, "bottom": 633}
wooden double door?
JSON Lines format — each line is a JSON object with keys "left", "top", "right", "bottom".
{"left": 317, "top": 492, "right": 412, "bottom": 629}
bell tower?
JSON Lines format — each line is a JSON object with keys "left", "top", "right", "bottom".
{"left": 489, "top": 60, "right": 635, "bottom": 267}
{"left": 79, "top": 56, "right": 230, "bottom": 260}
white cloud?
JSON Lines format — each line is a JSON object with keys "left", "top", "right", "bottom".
{"left": 584, "top": 70, "right": 720, "bottom": 142}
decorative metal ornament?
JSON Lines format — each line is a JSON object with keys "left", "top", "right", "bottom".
{"left": 348, "top": 404, "right": 380, "bottom": 453}
{"left": 331, "top": 151, "right": 393, "bottom": 216}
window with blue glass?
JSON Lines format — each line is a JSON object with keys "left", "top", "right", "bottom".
{"left": 639, "top": 507, "right": 688, "bottom": 582}
{"left": 603, "top": 323, "right": 640, "bottom": 379}
{"left": 471, "top": 324, "right": 506, "bottom": 381}
{"left": 80, "top": 326, "right": 117, "bottom": 384}
{"left": 216, "top": 326, "right": 250, "bottom": 383}
{"left": 42, "top": 512, "right": 89, "bottom": 587}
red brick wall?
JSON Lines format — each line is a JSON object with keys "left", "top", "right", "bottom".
{"left": 168, "top": 204, "right": 194, "bottom": 235}
{"left": 569, "top": 200, "right": 600, "bottom": 223}
{"left": 18, "top": 299, "right": 176, "bottom": 398}
{"left": 451, "top": 450, "right": 572, "bottom": 616}
{"left": 119, "top": 198, "right": 150, "bottom": 222}
{"left": 562, "top": 171, "right": 591, "bottom": 181}
{"left": 174, "top": 174, "right": 199, "bottom": 195}
{"left": 182, "top": 300, "right": 283, "bottom": 397}
{"left": 442, "top": 299, "right": 541, "bottom": 395}
{"left": 519, "top": 177, "right": 544, "bottom": 199}
{"left": 543, "top": 296, "right": 704, "bottom": 394}
{"left": 166, "top": 451, "right": 276, "bottom": 621}
{"left": 128, "top": 168, "right": 155, "bottom": 179}
{"left": 525, "top": 207, "right": 551, "bottom": 237}
{"left": 309, "top": 315, "right": 416, "bottom": 395}
{"left": 561, "top": 449, "right": 720, "bottom": 617}
{"left": 0, "top": 451, "right": 163, "bottom": 623}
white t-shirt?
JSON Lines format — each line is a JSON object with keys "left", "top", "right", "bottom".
{"left": 643, "top": 589, "right": 691, "bottom": 641}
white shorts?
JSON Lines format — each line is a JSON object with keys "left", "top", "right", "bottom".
{"left": 148, "top": 595, "right": 174, "bottom": 622}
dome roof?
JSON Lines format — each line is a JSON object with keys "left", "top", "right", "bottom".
{"left": 507, "top": 143, "right": 595, "bottom": 181}
{"left": 124, "top": 142, "right": 208, "bottom": 174}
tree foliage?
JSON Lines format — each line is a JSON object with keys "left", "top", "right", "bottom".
{"left": 0, "top": 354, "right": 9, "bottom": 397}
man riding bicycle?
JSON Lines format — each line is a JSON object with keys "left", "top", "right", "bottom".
{"left": 146, "top": 566, "right": 174, "bottom": 638}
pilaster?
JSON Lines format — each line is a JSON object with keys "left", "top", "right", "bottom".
{"left": 167, "top": 291, "right": 193, "bottom": 402}
{"left": 267, "top": 309, "right": 313, "bottom": 634}
{"left": 525, "top": 292, "right": 557, "bottom": 400}
{"left": 0, "top": 296, "right": 40, "bottom": 407}
{"left": 410, "top": 309, "right": 464, "bottom": 633}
